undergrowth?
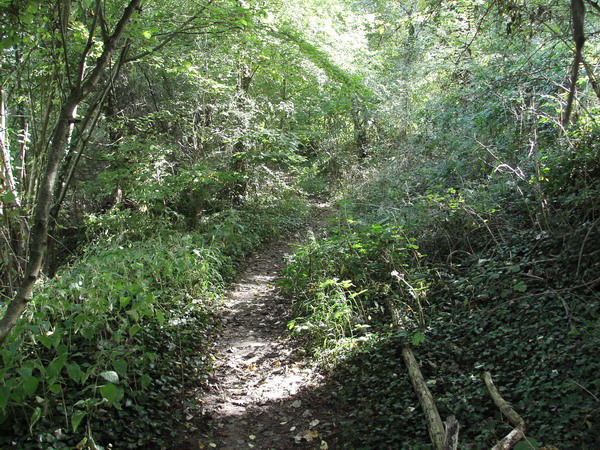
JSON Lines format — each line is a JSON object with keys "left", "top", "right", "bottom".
{"left": 281, "top": 138, "right": 600, "bottom": 448}
{"left": 0, "top": 192, "right": 309, "bottom": 449}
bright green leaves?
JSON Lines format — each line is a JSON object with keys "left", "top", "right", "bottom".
{"left": 281, "top": 216, "right": 427, "bottom": 350}
{"left": 71, "top": 410, "right": 86, "bottom": 432}
{"left": 99, "top": 383, "right": 124, "bottom": 409}
{"left": 411, "top": 332, "right": 425, "bottom": 346}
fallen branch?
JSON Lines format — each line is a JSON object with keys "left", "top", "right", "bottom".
{"left": 388, "top": 295, "right": 459, "bottom": 450}
{"left": 402, "top": 345, "right": 445, "bottom": 450}
{"left": 483, "top": 371, "right": 527, "bottom": 450}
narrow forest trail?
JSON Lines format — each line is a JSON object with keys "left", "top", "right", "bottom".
{"left": 187, "top": 203, "right": 338, "bottom": 449}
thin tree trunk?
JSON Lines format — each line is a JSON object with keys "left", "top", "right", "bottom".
{"left": 46, "top": 42, "right": 130, "bottom": 275}
{"left": 563, "top": 0, "right": 586, "bottom": 125}
{"left": 0, "top": 0, "right": 141, "bottom": 345}
{"left": 230, "top": 61, "right": 255, "bottom": 203}
{"left": 352, "top": 96, "right": 367, "bottom": 159}
{"left": 0, "top": 88, "right": 20, "bottom": 207}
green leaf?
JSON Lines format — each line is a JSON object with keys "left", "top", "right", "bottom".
{"left": 140, "top": 373, "right": 151, "bottom": 389}
{"left": 129, "top": 324, "right": 141, "bottom": 337}
{"left": 47, "top": 357, "right": 66, "bottom": 378}
{"left": 100, "top": 383, "right": 124, "bottom": 407}
{"left": 114, "top": 359, "right": 128, "bottom": 377}
{"left": 119, "top": 296, "right": 131, "bottom": 308}
{"left": 29, "top": 407, "right": 42, "bottom": 433}
{"left": 156, "top": 310, "right": 165, "bottom": 326}
{"left": 100, "top": 370, "right": 119, "bottom": 384}
{"left": 0, "top": 36, "right": 16, "bottom": 50}
{"left": 57, "top": 344, "right": 69, "bottom": 357}
{"left": 412, "top": 333, "right": 425, "bottom": 346}
{"left": 2, "top": 192, "right": 16, "bottom": 205}
{"left": 71, "top": 410, "right": 86, "bottom": 432}
{"left": 67, "top": 362, "right": 83, "bottom": 384}
{"left": 48, "top": 384, "right": 61, "bottom": 394}
{"left": 514, "top": 438, "right": 540, "bottom": 450}
{"left": 37, "top": 334, "right": 53, "bottom": 349}
{"left": 22, "top": 375, "right": 39, "bottom": 397}
{"left": 17, "top": 363, "right": 33, "bottom": 378}
{"left": 142, "top": 30, "right": 152, "bottom": 39}
{"left": 513, "top": 281, "right": 527, "bottom": 292}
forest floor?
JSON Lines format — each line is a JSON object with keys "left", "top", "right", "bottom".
{"left": 181, "top": 203, "right": 339, "bottom": 449}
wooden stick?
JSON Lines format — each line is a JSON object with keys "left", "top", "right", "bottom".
{"left": 402, "top": 346, "right": 445, "bottom": 450}
{"left": 483, "top": 371, "right": 527, "bottom": 450}
{"left": 443, "top": 415, "right": 460, "bottom": 450}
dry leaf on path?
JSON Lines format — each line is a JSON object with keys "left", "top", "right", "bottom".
{"left": 304, "top": 429, "right": 319, "bottom": 442}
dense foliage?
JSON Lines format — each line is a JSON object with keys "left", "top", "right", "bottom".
{"left": 279, "top": 0, "right": 600, "bottom": 448}
{"left": 1, "top": 0, "right": 599, "bottom": 448}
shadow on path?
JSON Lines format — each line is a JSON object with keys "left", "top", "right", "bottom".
{"left": 178, "top": 203, "right": 340, "bottom": 449}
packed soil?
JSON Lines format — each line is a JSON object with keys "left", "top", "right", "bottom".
{"left": 181, "top": 203, "right": 339, "bottom": 449}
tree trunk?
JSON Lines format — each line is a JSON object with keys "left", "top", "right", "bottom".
{"left": 1, "top": 87, "right": 28, "bottom": 291}
{"left": 229, "top": 61, "right": 255, "bottom": 204}
{"left": 0, "top": 0, "right": 141, "bottom": 345}
{"left": 563, "top": 0, "right": 586, "bottom": 125}
{"left": 352, "top": 96, "right": 367, "bottom": 159}
{"left": 442, "top": 416, "right": 460, "bottom": 450}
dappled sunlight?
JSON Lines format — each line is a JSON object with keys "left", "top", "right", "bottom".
{"left": 185, "top": 233, "right": 336, "bottom": 449}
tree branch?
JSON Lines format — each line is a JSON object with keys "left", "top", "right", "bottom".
{"left": 402, "top": 346, "right": 445, "bottom": 450}
{"left": 483, "top": 372, "right": 528, "bottom": 450}
{"left": 126, "top": 0, "right": 216, "bottom": 62}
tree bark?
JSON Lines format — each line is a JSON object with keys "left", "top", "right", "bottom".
{"left": 442, "top": 415, "right": 460, "bottom": 450}
{"left": 229, "top": 60, "right": 255, "bottom": 203}
{"left": 563, "top": 0, "right": 586, "bottom": 125}
{"left": 483, "top": 372, "right": 528, "bottom": 450}
{"left": 0, "top": 0, "right": 141, "bottom": 345}
{"left": 402, "top": 345, "right": 445, "bottom": 450}
{"left": 0, "top": 88, "right": 21, "bottom": 208}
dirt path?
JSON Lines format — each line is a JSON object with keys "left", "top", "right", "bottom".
{"left": 189, "top": 203, "right": 338, "bottom": 449}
